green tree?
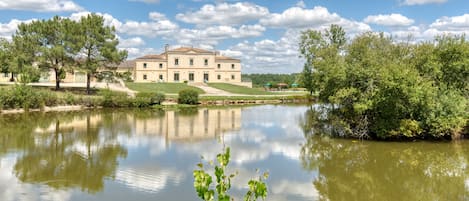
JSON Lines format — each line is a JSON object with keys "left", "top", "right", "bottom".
{"left": 29, "top": 16, "right": 78, "bottom": 89}
{"left": 299, "top": 64, "right": 313, "bottom": 95}
{"left": 10, "top": 23, "right": 40, "bottom": 83}
{"left": 0, "top": 38, "right": 11, "bottom": 76}
{"left": 299, "top": 26, "right": 468, "bottom": 139}
{"left": 75, "top": 14, "right": 127, "bottom": 94}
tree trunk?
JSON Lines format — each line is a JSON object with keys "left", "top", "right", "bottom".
{"left": 55, "top": 68, "right": 60, "bottom": 90}
{"left": 86, "top": 72, "right": 91, "bottom": 94}
{"left": 9, "top": 73, "right": 14, "bottom": 82}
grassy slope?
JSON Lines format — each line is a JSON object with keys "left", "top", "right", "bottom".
{"left": 207, "top": 83, "right": 276, "bottom": 95}
{"left": 126, "top": 82, "right": 205, "bottom": 94}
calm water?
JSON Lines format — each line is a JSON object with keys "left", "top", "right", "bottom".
{"left": 1, "top": 105, "right": 469, "bottom": 201}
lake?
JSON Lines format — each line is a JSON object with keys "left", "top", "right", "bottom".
{"left": 1, "top": 105, "right": 468, "bottom": 201}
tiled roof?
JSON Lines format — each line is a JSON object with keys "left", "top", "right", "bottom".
{"left": 215, "top": 56, "right": 241, "bottom": 61}
{"left": 169, "top": 47, "right": 214, "bottom": 54}
{"left": 136, "top": 54, "right": 166, "bottom": 60}
{"left": 117, "top": 60, "right": 135, "bottom": 68}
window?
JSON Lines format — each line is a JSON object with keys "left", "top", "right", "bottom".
{"left": 159, "top": 74, "right": 163, "bottom": 80}
{"left": 143, "top": 63, "right": 147, "bottom": 68}
{"left": 143, "top": 74, "right": 147, "bottom": 80}
{"left": 174, "top": 73, "right": 179, "bottom": 81}
{"left": 231, "top": 75, "right": 235, "bottom": 80}
{"left": 231, "top": 64, "right": 235, "bottom": 69}
{"left": 175, "top": 58, "right": 179, "bottom": 65}
{"left": 217, "top": 64, "right": 221, "bottom": 69}
{"left": 189, "top": 73, "right": 194, "bottom": 81}
{"left": 189, "top": 58, "right": 194, "bottom": 66}
{"left": 159, "top": 63, "right": 163, "bottom": 68}
{"left": 217, "top": 74, "right": 221, "bottom": 80}
{"left": 204, "top": 59, "right": 208, "bottom": 66}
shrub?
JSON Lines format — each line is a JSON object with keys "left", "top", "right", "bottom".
{"left": 136, "top": 92, "right": 165, "bottom": 105}
{"left": 63, "top": 92, "right": 77, "bottom": 105}
{"left": 178, "top": 89, "right": 199, "bottom": 105}
{"left": 37, "top": 90, "right": 59, "bottom": 107}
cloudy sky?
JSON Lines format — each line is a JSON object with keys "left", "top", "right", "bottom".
{"left": 0, "top": 0, "right": 468, "bottom": 73}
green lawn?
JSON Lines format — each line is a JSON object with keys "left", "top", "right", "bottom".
{"left": 207, "top": 83, "right": 275, "bottom": 95}
{"left": 126, "top": 82, "right": 205, "bottom": 94}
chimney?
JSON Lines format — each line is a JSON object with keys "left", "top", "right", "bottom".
{"left": 165, "top": 44, "right": 169, "bottom": 52}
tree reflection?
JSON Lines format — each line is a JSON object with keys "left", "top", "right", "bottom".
{"left": 300, "top": 107, "right": 469, "bottom": 201}
{"left": 11, "top": 111, "right": 128, "bottom": 193}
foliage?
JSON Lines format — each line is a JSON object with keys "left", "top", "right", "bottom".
{"left": 14, "top": 16, "right": 77, "bottom": 90}
{"left": 299, "top": 64, "right": 313, "bottom": 95}
{"left": 299, "top": 25, "right": 468, "bottom": 139}
{"left": 74, "top": 14, "right": 127, "bottom": 94}
{"left": 242, "top": 74, "right": 298, "bottom": 88}
{"left": 136, "top": 92, "right": 165, "bottom": 105}
{"left": 116, "top": 71, "right": 133, "bottom": 82}
{"left": 178, "top": 89, "right": 199, "bottom": 105}
{"left": 193, "top": 147, "right": 268, "bottom": 201}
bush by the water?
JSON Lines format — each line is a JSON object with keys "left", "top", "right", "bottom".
{"left": 300, "top": 25, "right": 468, "bottom": 140}
{"left": 0, "top": 85, "right": 58, "bottom": 110}
{"left": 136, "top": 92, "right": 165, "bottom": 105}
{"left": 178, "top": 89, "right": 199, "bottom": 105}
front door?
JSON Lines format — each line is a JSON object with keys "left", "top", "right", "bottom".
{"left": 203, "top": 73, "right": 209, "bottom": 82}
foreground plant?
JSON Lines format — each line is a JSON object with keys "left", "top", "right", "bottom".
{"left": 193, "top": 147, "right": 268, "bottom": 201}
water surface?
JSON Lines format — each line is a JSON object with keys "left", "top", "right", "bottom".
{"left": 0, "top": 105, "right": 468, "bottom": 201}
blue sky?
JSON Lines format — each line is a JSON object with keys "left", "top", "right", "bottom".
{"left": 0, "top": 0, "right": 468, "bottom": 73}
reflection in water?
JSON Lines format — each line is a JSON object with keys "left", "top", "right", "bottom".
{"left": 133, "top": 108, "right": 241, "bottom": 141}
{"left": 300, "top": 106, "right": 469, "bottom": 201}
{"left": 0, "top": 107, "right": 242, "bottom": 199}
{"left": 2, "top": 105, "right": 468, "bottom": 201}
{"left": 13, "top": 112, "right": 128, "bottom": 193}
{"left": 115, "top": 167, "right": 184, "bottom": 193}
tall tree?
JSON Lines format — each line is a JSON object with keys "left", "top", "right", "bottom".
{"left": 11, "top": 23, "right": 40, "bottom": 83}
{"left": 300, "top": 64, "right": 314, "bottom": 95}
{"left": 36, "top": 16, "right": 77, "bottom": 90}
{"left": 0, "top": 38, "right": 11, "bottom": 76}
{"left": 299, "top": 24, "right": 347, "bottom": 102}
{"left": 75, "top": 14, "right": 127, "bottom": 94}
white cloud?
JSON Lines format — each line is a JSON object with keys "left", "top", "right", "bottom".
{"left": 223, "top": 29, "right": 304, "bottom": 73}
{"left": 118, "top": 37, "right": 146, "bottom": 48}
{"left": 69, "top": 12, "right": 123, "bottom": 29}
{"left": 0, "top": 0, "right": 83, "bottom": 12}
{"left": 176, "top": 2, "right": 269, "bottom": 26}
{"left": 260, "top": 6, "right": 371, "bottom": 35}
{"left": 364, "top": 13, "right": 415, "bottom": 27}
{"left": 430, "top": 14, "right": 469, "bottom": 31}
{"left": 295, "top": 0, "right": 306, "bottom": 8}
{"left": 400, "top": 0, "right": 447, "bottom": 6}
{"left": 0, "top": 19, "right": 35, "bottom": 40}
{"left": 172, "top": 24, "right": 265, "bottom": 48}
{"left": 149, "top": 12, "right": 166, "bottom": 21}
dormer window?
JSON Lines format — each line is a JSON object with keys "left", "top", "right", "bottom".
{"left": 204, "top": 59, "right": 208, "bottom": 66}
{"left": 143, "top": 63, "right": 147, "bottom": 68}
{"left": 175, "top": 58, "right": 179, "bottom": 66}
{"left": 190, "top": 58, "right": 194, "bottom": 66}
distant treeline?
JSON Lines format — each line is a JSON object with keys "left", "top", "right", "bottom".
{"left": 242, "top": 73, "right": 300, "bottom": 87}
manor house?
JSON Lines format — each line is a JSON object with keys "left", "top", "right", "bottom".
{"left": 121, "top": 45, "right": 245, "bottom": 85}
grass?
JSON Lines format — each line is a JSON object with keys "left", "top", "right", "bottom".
{"left": 126, "top": 82, "right": 205, "bottom": 94}
{"left": 207, "top": 83, "right": 274, "bottom": 95}
{"left": 200, "top": 95, "right": 308, "bottom": 101}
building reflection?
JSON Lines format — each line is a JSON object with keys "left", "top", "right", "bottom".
{"left": 133, "top": 108, "right": 241, "bottom": 141}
